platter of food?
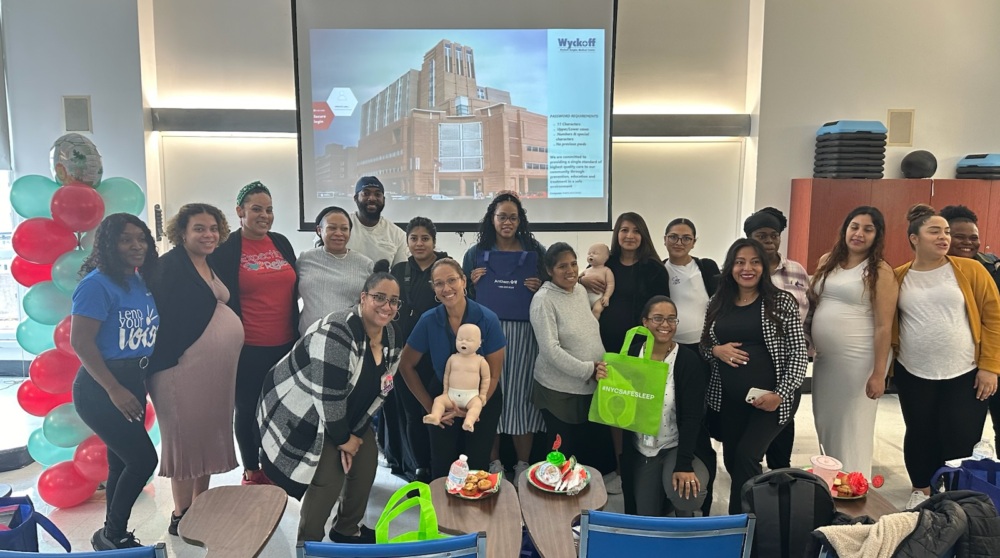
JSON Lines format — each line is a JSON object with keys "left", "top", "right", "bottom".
{"left": 447, "top": 470, "right": 502, "bottom": 500}
{"left": 525, "top": 434, "right": 591, "bottom": 495}
{"left": 806, "top": 468, "right": 882, "bottom": 500}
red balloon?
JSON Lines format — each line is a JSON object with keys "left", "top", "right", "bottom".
{"left": 16, "top": 380, "right": 74, "bottom": 417}
{"left": 29, "top": 349, "right": 81, "bottom": 394}
{"left": 73, "top": 435, "right": 109, "bottom": 483}
{"left": 144, "top": 401, "right": 156, "bottom": 431}
{"left": 10, "top": 256, "right": 53, "bottom": 287}
{"left": 11, "top": 218, "right": 77, "bottom": 264}
{"left": 51, "top": 184, "right": 105, "bottom": 232}
{"left": 37, "top": 461, "right": 98, "bottom": 508}
{"left": 53, "top": 316, "right": 74, "bottom": 355}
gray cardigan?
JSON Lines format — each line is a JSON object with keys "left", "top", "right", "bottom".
{"left": 296, "top": 248, "right": 373, "bottom": 336}
{"left": 529, "top": 281, "right": 605, "bottom": 395}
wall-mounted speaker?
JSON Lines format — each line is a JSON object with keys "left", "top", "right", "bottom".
{"left": 887, "top": 109, "right": 914, "bottom": 146}
{"left": 63, "top": 96, "right": 92, "bottom": 132}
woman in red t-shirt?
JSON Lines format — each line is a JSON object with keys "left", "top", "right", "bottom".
{"left": 210, "top": 181, "right": 300, "bottom": 485}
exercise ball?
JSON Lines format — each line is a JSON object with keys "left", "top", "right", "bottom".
{"left": 901, "top": 150, "right": 937, "bottom": 179}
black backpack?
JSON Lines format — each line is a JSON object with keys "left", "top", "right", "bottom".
{"left": 741, "top": 469, "right": 838, "bottom": 558}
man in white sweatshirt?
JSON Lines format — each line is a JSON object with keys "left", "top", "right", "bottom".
{"left": 347, "top": 176, "right": 408, "bottom": 266}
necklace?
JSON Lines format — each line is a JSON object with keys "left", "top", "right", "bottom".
{"left": 327, "top": 250, "right": 349, "bottom": 260}
{"left": 739, "top": 292, "right": 758, "bottom": 304}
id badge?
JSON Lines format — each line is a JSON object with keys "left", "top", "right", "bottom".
{"left": 380, "top": 371, "right": 394, "bottom": 396}
{"left": 642, "top": 434, "right": 657, "bottom": 447}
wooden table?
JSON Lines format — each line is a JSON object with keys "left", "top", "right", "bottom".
{"left": 518, "top": 466, "right": 607, "bottom": 558}
{"left": 429, "top": 477, "right": 522, "bottom": 558}
{"left": 179, "top": 485, "right": 287, "bottom": 558}
{"left": 834, "top": 490, "right": 898, "bottom": 520}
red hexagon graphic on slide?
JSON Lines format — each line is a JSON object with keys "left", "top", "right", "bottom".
{"left": 313, "top": 102, "right": 334, "bottom": 130}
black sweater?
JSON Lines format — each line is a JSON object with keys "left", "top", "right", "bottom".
{"left": 149, "top": 246, "right": 219, "bottom": 373}
{"left": 208, "top": 229, "right": 300, "bottom": 342}
{"left": 390, "top": 251, "right": 448, "bottom": 342}
{"left": 627, "top": 340, "right": 716, "bottom": 474}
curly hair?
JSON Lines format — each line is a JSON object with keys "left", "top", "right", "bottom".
{"left": 80, "top": 213, "right": 158, "bottom": 289}
{"left": 809, "top": 206, "right": 886, "bottom": 306}
{"left": 165, "top": 203, "right": 230, "bottom": 247}
{"left": 701, "top": 238, "right": 784, "bottom": 347}
{"left": 939, "top": 204, "right": 978, "bottom": 225}
{"left": 474, "top": 192, "right": 543, "bottom": 254}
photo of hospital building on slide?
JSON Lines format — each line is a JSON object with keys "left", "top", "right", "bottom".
{"left": 316, "top": 39, "right": 549, "bottom": 200}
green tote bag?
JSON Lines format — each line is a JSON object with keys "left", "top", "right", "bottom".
{"left": 375, "top": 481, "right": 447, "bottom": 544}
{"left": 588, "top": 326, "right": 669, "bottom": 436}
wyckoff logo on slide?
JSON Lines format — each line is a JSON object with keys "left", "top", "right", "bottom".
{"left": 557, "top": 37, "right": 597, "bottom": 51}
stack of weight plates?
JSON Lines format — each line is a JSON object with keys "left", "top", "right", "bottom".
{"left": 957, "top": 154, "right": 1000, "bottom": 180}
{"left": 815, "top": 120, "right": 887, "bottom": 178}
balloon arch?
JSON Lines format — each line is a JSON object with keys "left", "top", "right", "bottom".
{"left": 9, "top": 133, "right": 158, "bottom": 508}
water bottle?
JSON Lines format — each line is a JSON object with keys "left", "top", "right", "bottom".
{"left": 973, "top": 439, "right": 996, "bottom": 460}
{"left": 446, "top": 454, "right": 470, "bottom": 490}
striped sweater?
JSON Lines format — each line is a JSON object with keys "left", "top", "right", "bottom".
{"left": 258, "top": 305, "right": 400, "bottom": 493}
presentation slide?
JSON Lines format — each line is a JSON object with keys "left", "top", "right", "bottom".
{"left": 292, "top": 0, "right": 617, "bottom": 230}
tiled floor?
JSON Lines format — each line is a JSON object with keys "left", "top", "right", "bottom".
{"left": 0, "top": 377, "right": 992, "bottom": 555}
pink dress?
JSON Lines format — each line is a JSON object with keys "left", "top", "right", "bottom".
{"left": 148, "top": 277, "right": 243, "bottom": 479}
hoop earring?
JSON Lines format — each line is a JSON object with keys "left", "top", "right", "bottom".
{"left": 464, "top": 288, "right": 469, "bottom": 297}
{"left": 392, "top": 311, "right": 400, "bottom": 322}
{"left": 434, "top": 295, "right": 441, "bottom": 303}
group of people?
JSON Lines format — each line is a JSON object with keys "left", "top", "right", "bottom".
{"left": 68, "top": 171, "right": 1000, "bottom": 550}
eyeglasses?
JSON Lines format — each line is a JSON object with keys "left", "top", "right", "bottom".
{"left": 752, "top": 232, "right": 780, "bottom": 242}
{"left": 666, "top": 234, "right": 695, "bottom": 245}
{"left": 645, "top": 316, "right": 679, "bottom": 326}
{"left": 430, "top": 276, "right": 463, "bottom": 290}
{"left": 494, "top": 213, "right": 519, "bottom": 224}
{"left": 366, "top": 292, "right": 402, "bottom": 308}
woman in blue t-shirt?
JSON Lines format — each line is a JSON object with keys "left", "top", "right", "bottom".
{"left": 398, "top": 258, "right": 507, "bottom": 478}
{"left": 71, "top": 213, "right": 160, "bottom": 550}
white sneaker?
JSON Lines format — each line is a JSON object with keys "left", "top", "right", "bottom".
{"left": 488, "top": 460, "right": 504, "bottom": 474}
{"left": 514, "top": 460, "right": 530, "bottom": 480}
{"left": 604, "top": 471, "right": 622, "bottom": 494}
{"left": 905, "top": 490, "right": 929, "bottom": 510}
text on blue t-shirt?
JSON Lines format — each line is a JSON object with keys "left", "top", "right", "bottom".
{"left": 71, "top": 270, "right": 159, "bottom": 360}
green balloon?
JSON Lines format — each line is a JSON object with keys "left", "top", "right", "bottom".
{"left": 97, "top": 177, "right": 145, "bottom": 216}
{"left": 148, "top": 421, "right": 161, "bottom": 446}
{"left": 52, "top": 249, "right": 90, "bottom": 294}
{"left": 43, "top": 403, "right": 93, "bottom": 448}
{"left": 10, "top": 175, "right": 60, "bottom": 218}
{"left": 16, "top": 318, "right": 56, "bottom": 355}
{"left": 27, "top": 427, "right": 76, "bottom": 466}
{"left": 23, "top": 281, "right": 72, "bottom": 325}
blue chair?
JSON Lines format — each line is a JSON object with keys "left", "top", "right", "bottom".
{"left": 297, "top": 532, "right": 486, "bottom": 558}
{"left": 578, "top": 511, "right": 755, "bottom": 558}
{"left": 0, "top": 543, "right": 166, "bottom": 557}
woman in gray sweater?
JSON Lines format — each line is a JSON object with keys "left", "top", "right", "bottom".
{"left": 297, "top": 206, "right": 374, "bottom": 336}
{"left": 529, "top": 242, "right": 616, "bottom": 475}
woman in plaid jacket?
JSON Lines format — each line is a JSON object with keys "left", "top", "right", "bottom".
{"left": 258, "top": 263, "right": 402, "bottom": 543}
{"left": 700, "top": 238, "right": 807, "bottom": 514}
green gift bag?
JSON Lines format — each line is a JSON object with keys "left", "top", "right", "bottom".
{"left": 588, "top": 326, "right": 669, "bottom": 436}
{"left": 375, "top": 481, "right": 447, "bottom": 544}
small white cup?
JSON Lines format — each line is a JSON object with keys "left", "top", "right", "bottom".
{"left": 810, "top": 455, "right": 843, "bottom": 490}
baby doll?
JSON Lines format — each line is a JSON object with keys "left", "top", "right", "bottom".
{"left": 580, "top": 243, "right": 616, "bottom": 319}
{"left": 423, "top": 323, "right": 490, "bottom": 432}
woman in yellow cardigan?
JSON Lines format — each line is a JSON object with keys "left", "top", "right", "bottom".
{"left": 893, "top": 204, "right": 1000, "bottom": 510}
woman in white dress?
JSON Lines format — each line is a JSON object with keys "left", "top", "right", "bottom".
{"left": 809, "top": 206, "right": 897, "bottom": 477}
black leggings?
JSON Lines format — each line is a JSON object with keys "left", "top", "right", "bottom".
{"left": 73, "top": 362, "right": 157, "bottom": 538}
{"left": 538, "top": 409, "right": 617, "bottom": 476}
{"left": 719, "top": 393, "right": 801, "bottom": 515}
{"left": 235, "top": 343, "right": 293, "bottom": 470}
{"left": 429, "top": 387, "right": 504, "bottom": 479}
{"left": 894, "top": 362, "right": 988, "bottom": 488}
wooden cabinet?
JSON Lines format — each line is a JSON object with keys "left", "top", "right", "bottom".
{"left": 789, "top": 179, "right": 1000, "bottom": 272}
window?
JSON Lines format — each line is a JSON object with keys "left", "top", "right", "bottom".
{"left": 0, "top": 171, "right": 26, "bottom": 373}
{"left": 456, "top": 46, "right": 464, "bottom": 76}
{"left": 438, "top": 122, "right": 483, "bottom": 173}
{"left": 466, "top": 50, "right": 475, "bottom": 78}
{"left": 455, "top": 96, "right": 470, "bottom": 116}
{"left": 477, "top": 87, "right": 486, "bottom": 100}
{"left": 428, "top": 59, "right": 436, "bottom": 108}
{"left": 444, "top": 43, "right": 452, "bottom": 73}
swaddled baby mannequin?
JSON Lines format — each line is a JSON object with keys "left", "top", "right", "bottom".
{"left": 423, "top": 323, "right": 490, "bottom": 432}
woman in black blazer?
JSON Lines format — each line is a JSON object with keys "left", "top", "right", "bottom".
{"left": 621, "top": 295, "right": 717, "bottom": 517}
{"left": 149, "top": 203, "right": 244, "bottom": 535}
{"left": 209, "top": 181, "right": 299, "bottom": 485}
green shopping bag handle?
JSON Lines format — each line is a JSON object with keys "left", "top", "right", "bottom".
{"left": 619, "top": 326, "right": 656, "bottom": 358}
{"left": 375, "top": 481, "right": 441, "bottom": 543}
